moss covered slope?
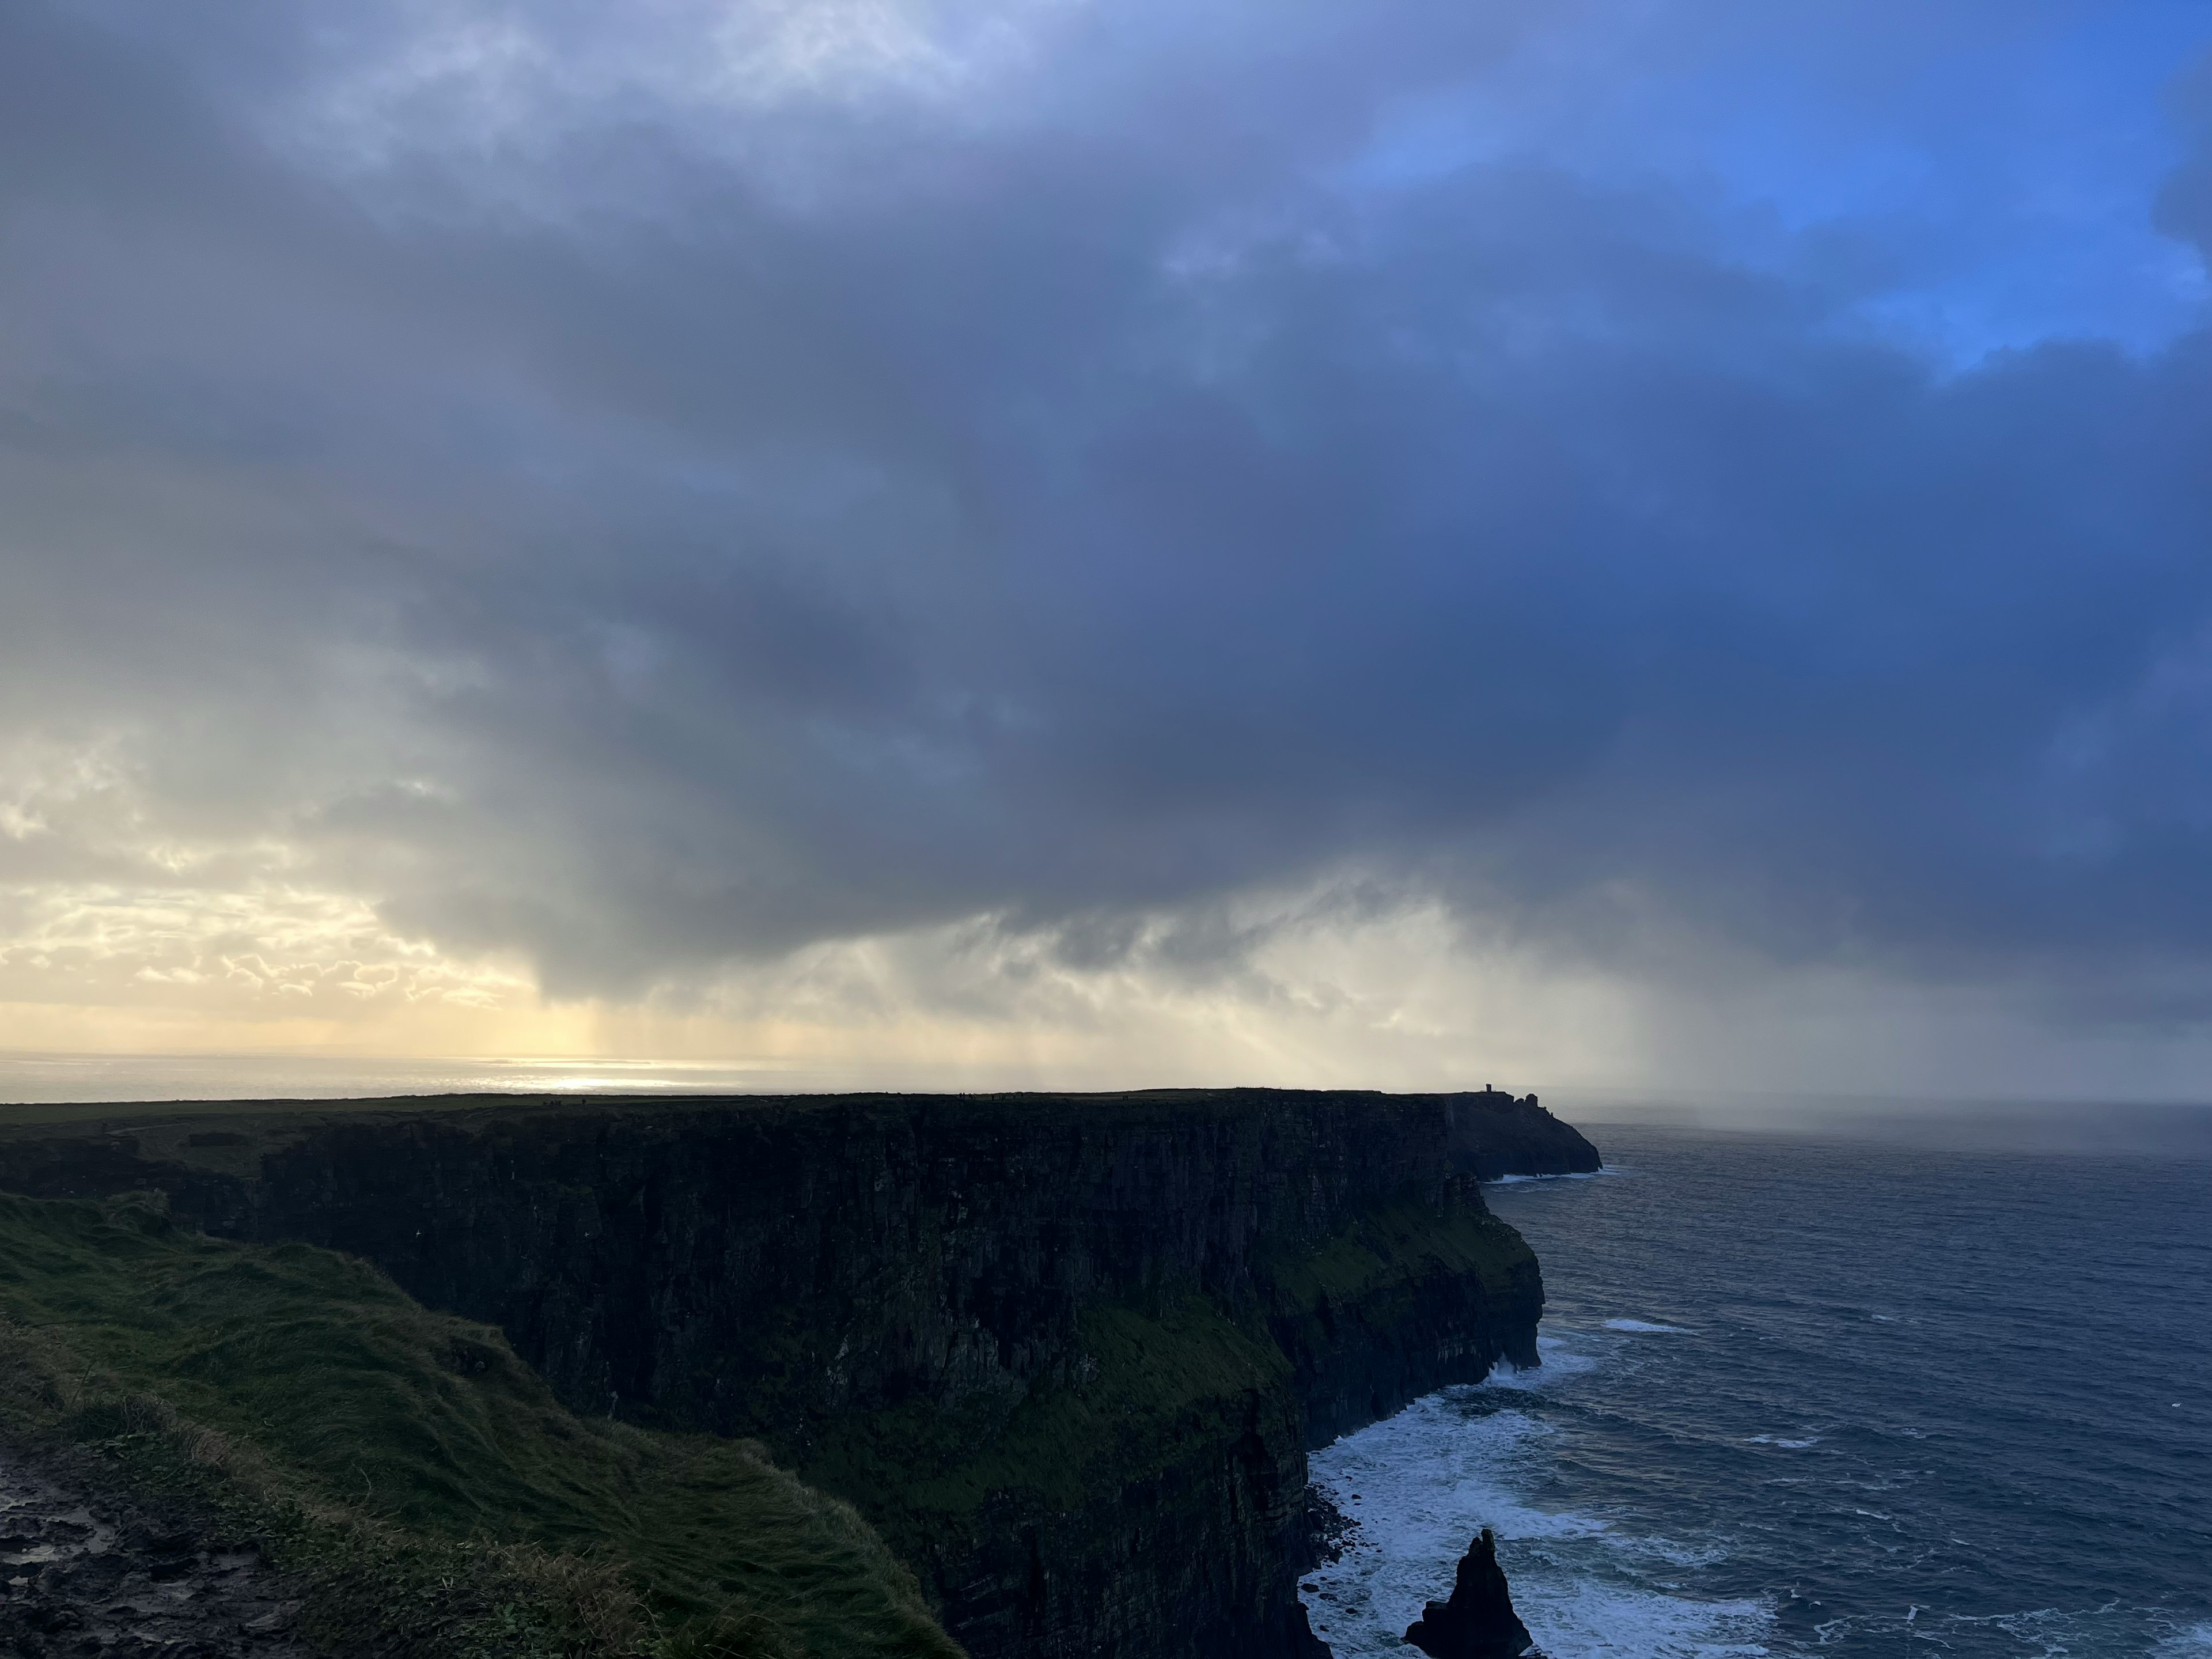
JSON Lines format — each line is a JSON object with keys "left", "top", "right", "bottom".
{"left": 786, "top": 1181, "right": 1539, "bottom": 1659}
{"left": 0, "top": 1089, "right": 1565, "bottom": 1659}
{"left": 0, "top": 1191, "right": 962, "bottom": 1659}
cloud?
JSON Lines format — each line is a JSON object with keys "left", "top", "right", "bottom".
{"left": 2, "top": 0, "right": 2211, "bottom": 1082}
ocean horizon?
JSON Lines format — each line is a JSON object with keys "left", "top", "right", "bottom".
{"left": 5, "top": 1054, "right": 2211, "bottom": 1156}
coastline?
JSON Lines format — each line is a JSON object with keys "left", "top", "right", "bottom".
{"left": 0, "top": 1087, "right": 1597, "bottom": 1659}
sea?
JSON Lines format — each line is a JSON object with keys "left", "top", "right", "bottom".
{"left": 1301, "top": 1122, "right": 2212, "bottom": 1659}
{"left": 3, "top": 1063, "right": 2207, "bottom": 1656}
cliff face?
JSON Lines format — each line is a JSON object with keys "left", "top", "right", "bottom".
{"left": 0, "top": 1087, "right": 1599, "bottom": 1659}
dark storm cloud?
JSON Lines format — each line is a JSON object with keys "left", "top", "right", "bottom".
{"left": 3, "top": 0, "right": 2211, "bottom": 1011}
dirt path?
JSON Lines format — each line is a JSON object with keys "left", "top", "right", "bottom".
{"left": 1, "top": 1439, "right": 316, "bottom": 1658}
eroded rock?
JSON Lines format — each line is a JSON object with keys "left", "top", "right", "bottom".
{"left": 1402, "top": 1528, "right": 1532, "bottom": 1659}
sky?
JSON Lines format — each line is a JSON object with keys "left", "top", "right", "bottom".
{"left": 4, "top": 0, "right": 2212, "bottom": 1100}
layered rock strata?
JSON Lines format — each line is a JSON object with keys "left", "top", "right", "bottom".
{"left": 0, "top": 1087, "right": 1599, "bottom": 1659}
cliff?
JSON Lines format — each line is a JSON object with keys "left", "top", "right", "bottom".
{"left": 0, "top": 1190, "right": 961, "bottom": 1659}
{"left": 0, "top": 1087, "right": 1599, "bottom": 1659}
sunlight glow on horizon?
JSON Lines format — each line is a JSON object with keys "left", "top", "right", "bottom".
{"left": 6, "top": 0, "right": 2212, "bottom": 1101}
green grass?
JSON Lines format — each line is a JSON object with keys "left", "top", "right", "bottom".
{"left": 808, "top": 1291, "right": 1290, "bottom": 1517}
{"left": 0, "top": 1108, "right": 1540, "bottom": 1654}
{"left": 798, "top": 1185, "right": 1533, "bottom": 1571}
{"left": 1255, "top": 1188, "right": 1539, "bottom": 1381}
{"left": 797, "top": 1289, "right": 1304, "bottom": 1604}
{"left": 1259, "top": 1189, "right": 1536, "bottom": 1315}
{"left": 0, "top": 1191, "right": 963, "bottom": 1659}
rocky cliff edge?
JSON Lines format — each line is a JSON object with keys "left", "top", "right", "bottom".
{"left": 0, "top": 1087, "right": 1599, "bottom": 1659}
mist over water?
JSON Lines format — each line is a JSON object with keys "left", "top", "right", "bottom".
{"left": 1303, "top": 1124, "right": 2212, "bottom": 1659}
{"left": 1544, "top": 1092, "right": 2212, "bottom": 1161}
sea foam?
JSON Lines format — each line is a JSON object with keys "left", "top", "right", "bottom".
{"left": 1487, "top": 1169, "right": 1620, "bottom": 1184}
{"left": 1303, "top": 1353, "right": 1774, "bottom": 1659}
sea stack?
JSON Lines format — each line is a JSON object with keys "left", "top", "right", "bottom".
{"left": 1403, "top": 1529, "right": 1533, "bottom": 1659}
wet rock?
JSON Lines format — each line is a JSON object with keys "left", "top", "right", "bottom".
{"left": 1402, "top": 1529, "right": 1532, "bottom": 1659}
{"left": 0, "top": 1438, "right": 316, "bottom": 1658}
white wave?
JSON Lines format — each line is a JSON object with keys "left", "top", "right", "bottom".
{"left": 1930, "top": 1607, "right": 2212, "bottom": 1659}
{"left": 1745, "top": 1434, "right": 1821, "bottom": 1448}
{"left": 1310, "top": 1392, "right": 1598, "bottom": 1549}
{"left": 1482, "top": 1359, "right": 1544, "bottom": 1391}
{"left": 1511, "top": 1573, "right": 1771, "bottom": 1659}
{"left": 1484, "top": 1167, "right": 1624, "bottom": 1184}
{"left": 1482, "top": 1335, "right": 1600, "bottom": 1391}
{"left": 1603, "top": 1318, "right": 1690, "bottom": 1334}
{"left": 1304, "top": 1385, "right": 1772, "bottom": 1659}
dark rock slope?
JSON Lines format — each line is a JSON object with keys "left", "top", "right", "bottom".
{"left": 0, "top": 1087, "right": 1598, "bottom": 1659}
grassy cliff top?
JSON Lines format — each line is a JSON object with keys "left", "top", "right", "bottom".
{"left": 0, "top": 1086, "right": 1587, "bottom": 1208}
{"left": 0, "top": 1083, "right": 1551, "bottom": 1141}
{"left": 0, "top": 1190, "right": 963, "bottom": 1659}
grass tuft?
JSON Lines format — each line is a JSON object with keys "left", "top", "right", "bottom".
{"left": 0, "top": 1192, "right": 962, "bottom": 1659}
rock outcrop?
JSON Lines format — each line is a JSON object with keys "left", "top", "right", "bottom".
{"left": 1403, "top": 1529, "right": 1533, "bottom": 1659}
{"left": 0, "top": 1087, "right": 1598, "bottom": 1659}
